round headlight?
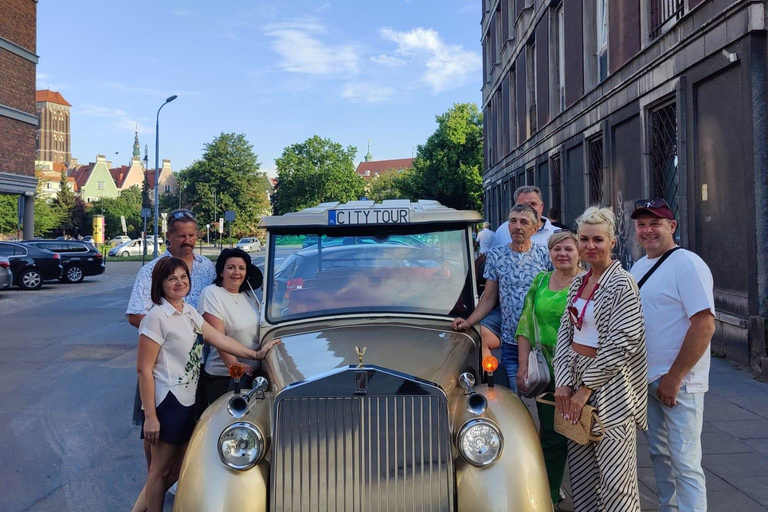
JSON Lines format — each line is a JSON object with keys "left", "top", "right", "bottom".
{"left": 218, "top": 422, "right": 265, "bottom": 470}
{"left": 457, "top": 419, "right": 503, "bottom": 467}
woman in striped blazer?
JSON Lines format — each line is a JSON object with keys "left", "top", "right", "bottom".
{"left": 553, "top": 206, "right": 648, "bottom": 512}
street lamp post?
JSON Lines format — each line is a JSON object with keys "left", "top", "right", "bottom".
{"left": 153, "top": 94, "right": 177, "bottom": 258}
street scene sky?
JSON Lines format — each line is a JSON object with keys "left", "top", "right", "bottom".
{"left": 37, "top": 0, "right": 483, "bottom": 176}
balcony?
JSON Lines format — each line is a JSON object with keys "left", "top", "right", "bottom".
{"left": 649, "top": 0, "right": 685, "bottom": 40}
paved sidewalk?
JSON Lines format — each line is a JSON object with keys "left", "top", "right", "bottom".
{"left": 528, "top": 357, "right": 768, "bottom": 511}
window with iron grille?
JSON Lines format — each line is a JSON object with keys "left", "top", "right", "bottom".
{"left": 588, "top": 136, "right": 604, "bottom": 204}
{"left": 651, "top": 102, "right": 679, "bottom": 222}
{"left": 551, "top": 154, "right": 562, "bottom": 213}
{"left": 649, "top": 0, "right": 684, "bottom": 40}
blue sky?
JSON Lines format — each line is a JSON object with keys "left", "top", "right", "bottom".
{"left": 37, "top": 1, "right": 483, "bottom": 177}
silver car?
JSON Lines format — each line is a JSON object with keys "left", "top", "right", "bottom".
{"left": 235, "top": 237, "right": 261, "bottom": 252}
{"left": 0, "top": 256, "right": 12, "bottom": 289}
{"left": 108, "top": 239, "right": 145, "bottom": 257}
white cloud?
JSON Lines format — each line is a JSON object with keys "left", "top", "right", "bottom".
{"left": 379, "top": 27, "right": 481, "bottom": 93}
{"left": 370, "top": 54, "right": 406, "bottom": 67}
{"left": 36, "top": 72, "right": 67, "bottom": 91}
{"left": 314, "top": 3, "right": 331, "bottom": 12}
{"left": 172, "top": 9, "right": 190, "bottom": 16}
{"left": 78, "top": 105, "right": 151, "bottom": 135}
{"left": 264, "top": 20, "right": 359, "bottom": 76}
{"left": 340, "top": 83, "right": 395, "bottom": 104}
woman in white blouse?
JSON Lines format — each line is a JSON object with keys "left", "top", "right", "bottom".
{"left": 130, "top": 257, "right": 280, "bottom": 512}
{"left": 198, "top": 248, "right": 276, "bottom": 404}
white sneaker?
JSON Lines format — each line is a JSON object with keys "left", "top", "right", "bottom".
{"left": 168, "top": 481, "right": 178, "bottom": 495}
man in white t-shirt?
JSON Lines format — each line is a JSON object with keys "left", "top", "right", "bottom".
{"left": 492, "top": 185, "right": 558, "bottom": 248}
{"left": 476, "top": 222, "right": 495, "bottom": 254}
{"left": 630, "top": 199, "right": 715, "bottom": 512}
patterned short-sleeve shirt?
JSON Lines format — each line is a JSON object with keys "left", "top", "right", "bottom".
{"left": 125, "top": 250, "right": 216, "bottom": 316}
{"left": 484, "top": 243, "right": 553, "bottom": 344}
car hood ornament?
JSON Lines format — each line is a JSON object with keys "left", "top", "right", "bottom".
{"left": 355, "top": 346, "right": 367, "bottom": 367}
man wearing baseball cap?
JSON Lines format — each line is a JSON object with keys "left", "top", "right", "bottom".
{"left": 630, "top": 199, "right": 715, "bottom": 512}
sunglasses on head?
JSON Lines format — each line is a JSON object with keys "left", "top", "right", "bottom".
{"left": 170, "top": 209, "right": 196, "bottom": 221}
{"left": 554, "top": 228, "right": 576, "bottom": 234}
{"left": 634, "top": 198, "right": 671, "bottom": 210}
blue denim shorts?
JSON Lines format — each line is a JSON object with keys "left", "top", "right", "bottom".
{"left": 140, "top": 391, "right": 196, "bottom": 445}
{"left": 479, "top": 306, "right": 502, "bottom": 338}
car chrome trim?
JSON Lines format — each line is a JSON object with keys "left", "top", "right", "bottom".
{"left": 456, "top": 418, "right": 504, "bottom": 467}
{"left": 271, "top": 366, "right": 454, "bottom": 511}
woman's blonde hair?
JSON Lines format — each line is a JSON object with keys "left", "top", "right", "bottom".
{"left": 576, "top": 205, "right": 616, "bottom": 238}
{"left": 547, "top": 230, "right": 578, "bottom": 250}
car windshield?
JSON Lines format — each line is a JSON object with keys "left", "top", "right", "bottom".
{"left": 267, "top": 226, "right": 474, "bottom": 323}
{"left": 239, "top": 238, "right": 253, "bottom": 243}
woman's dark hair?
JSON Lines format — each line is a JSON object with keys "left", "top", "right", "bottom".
{"left": 214, "top": 248, "right": 258, "bottom": 293}
{"left": 151, "top": 257, "right": 191, "bottom": 305}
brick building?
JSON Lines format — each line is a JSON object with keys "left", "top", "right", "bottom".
{"left": 0, "top": 0, "right": 38, "bottom": 239}
{"left": 481, "top": 0, "right": 768, "bottom": 370}
{"left": 35, "top": 89, "right": 71, "bottom": 164}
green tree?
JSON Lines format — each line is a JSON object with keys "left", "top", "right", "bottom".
{"left": 85, "top": 185, "right": 143, "bottom": 238}
{"left": 412, "top": 103, "right": 484, "bottom": 212}
{"left": 367, "top": 168, "right": 418, "bottom": 203}
{"left": 273, "top": 135, "right": 364, "bottom": 214}
{"left": 0, "top": 195, "right": 17, "bottom": 234}
{"left": 178, "top": 133, "right": 270, "bottom": 237}
{"left": 53, "top": 169, "right": 77, "bottom": 234}
{"left": 33, "top": 177, "right": 61, "bottom": 237}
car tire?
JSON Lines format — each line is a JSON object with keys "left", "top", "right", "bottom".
{"left": 121, "top": 251, "right": 130, "bottom": 257}
{"left": 18, "top": 268, "right": 43, "bottom": 290}
{"left": 64, "top": 265, "right": 84, "bottom": 283}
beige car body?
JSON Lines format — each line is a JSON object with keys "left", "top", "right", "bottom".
{"left": 174, "top": 200, "right": 552, "bottom": 511}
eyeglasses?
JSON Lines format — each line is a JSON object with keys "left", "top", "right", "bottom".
{"left": 634, "top": 198, "right": 670, "bottom": 210}
{"left": 169, "top": 209, "right": 196, "bottom": 221}
{"left": 554, "top": 228, "right": 576, "bottom": 234}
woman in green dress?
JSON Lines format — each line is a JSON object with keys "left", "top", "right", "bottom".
{"left": 516, "top": 230, "right": 583, "bottom": 504}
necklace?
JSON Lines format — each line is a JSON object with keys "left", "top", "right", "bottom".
{"left": 509, "top": 245, "right": 533, "bottom": 266}
{"left": 225, "top": 287, "right": 240, "bottom": 304}
{"left": 568, "top": 270, "right": 599, "bottom": 330}
{"left": 550, "top": 270, "right": 576, "bottom": 291}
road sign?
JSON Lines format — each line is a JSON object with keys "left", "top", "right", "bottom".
{"left": 224, "top": 210, "right": 236, "bottom": 222}
{"left": 120, "top": 216, "right": 127, "bottom": 233}
{"left": 219, "top": 218, "right": 224, "bottom": 234}
{"left": 141, "top": 207, "right": 152, "bottom": 219}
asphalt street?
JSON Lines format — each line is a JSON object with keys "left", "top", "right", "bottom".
{"left": 1, "top": 256, "right": 768, "bottom": 511}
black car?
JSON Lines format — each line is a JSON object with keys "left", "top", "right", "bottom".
{"left": 23, "top": 240, "right": 105, "bottom": 283}
{"left": 0, "top": 242, "right": 63, "bottom": 290}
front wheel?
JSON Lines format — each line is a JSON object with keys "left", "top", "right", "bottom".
{"left": 18, "top": 269, "right": 43, "bottom": 290}
{"left": 121, "top": 251, "right": 130, "bottom": 257}
{"left": 64, "top": 264, "right": 84, "bottom": 283}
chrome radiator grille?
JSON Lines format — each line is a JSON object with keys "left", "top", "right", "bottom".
{"left": 270, "top": 394, "right": 453, "bottom": 512}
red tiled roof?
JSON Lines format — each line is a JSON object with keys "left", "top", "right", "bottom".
{"left": 355, "top": 158, "right": 414, "bottom": 179}
{"left": 109, "top": 166, "right": 129, "bottom": 189}
{"left": 35, "top": 89, "right": 71, "bottom": 107}
{"left": 70, "top": 166, "right": 91, "bottom": 189}
{"left": 269, "top": 177, "right": 278, "bottom": 187}
{"left": 52, "top": 162, "right": 67, "bottom": 172}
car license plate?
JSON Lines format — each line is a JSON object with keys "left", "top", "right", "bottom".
{"left": 328, "top": 209, "right": 410, "bottom": 225}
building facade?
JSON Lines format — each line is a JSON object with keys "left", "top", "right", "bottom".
{"left": 35, "top": 89, "right": 71, "bottom": 164}
{"left": 0, "top": 0, "right": 38, "bottom": 239}
{"left": 481, "top": 0, "right": 768, "bottom": 370}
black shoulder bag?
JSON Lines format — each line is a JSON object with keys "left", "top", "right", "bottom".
{"left": 637, "top": 246, "right": 680, "bottom": 289}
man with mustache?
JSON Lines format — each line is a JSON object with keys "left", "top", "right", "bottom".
{"left": 125, "top": 208, "right": 216, "bottom": 493}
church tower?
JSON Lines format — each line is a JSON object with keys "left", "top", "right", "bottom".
{"left": 133, "top": 126, "right": 141, "bottom": 160}
{"left": 35, "top": 90, "right": 71, "bottom": 164}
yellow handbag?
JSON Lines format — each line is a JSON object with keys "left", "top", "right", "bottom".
{"left": 536, "top": 396, "right": 605, "bottom": 445}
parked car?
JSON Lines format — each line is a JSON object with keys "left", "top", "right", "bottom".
{"left": 174, "top": 200, "right": 551, "bottom": 511}
{"left": 108, "top": 239, "right": 146, "bottom": 257}
{"left": 0, "top": 242, "right": 63, "bottom": 290}
{"left": 0, "top": 256, "right": 12, "bottom": 290}
{"left": 235, "top": 237, "right": 261, "bottom": 252}
{"left": 23, "top": 240, "right": 105, "bottom": 283}
{"left": 108, "top": 235, "right": 131, "bottom": 247}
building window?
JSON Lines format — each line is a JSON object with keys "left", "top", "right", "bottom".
{"left": 508, "top": 68, "right": 517, "bottom": 148}
{"left": 365, "top": 170, "right": 370, "bottom": 176}
{"left": 550, "top": 154, "right": 563, "bottom": 214}
{"left": 164, "top": 185, "right": 171, "bottom": 193}
{"left": 526, "top": 41, "right": 537, "bottom": 137}
{"left": 588, "top": 136, "right": 604, "bottom": 204}
{"left": 651, "top": 101, "right": 679, "bottom": 225}
{"left": 649, "top": 0, "right": 685, "bottom": 40}
{"left": 596, "top": 0, "right": 608, "bottom": 82}
{"left": 97, "top": 181, "right": 105, "bottom": 190}
{"left": 526, "top": 167, "right": 535, "bottom": 185}
{"left": 555, "top": 3, "right": 566, "bottom": 113}
{"left": 495, "top": 5, "right": 502, "bottom": 61}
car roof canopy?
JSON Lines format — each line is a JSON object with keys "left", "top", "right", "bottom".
{"left": 259, "top": 199, "right": 481, "bottom": 228}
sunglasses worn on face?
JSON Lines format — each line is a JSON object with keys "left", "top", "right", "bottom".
{"left": 634, "top": 198, "right": 671, "bottom": 210}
